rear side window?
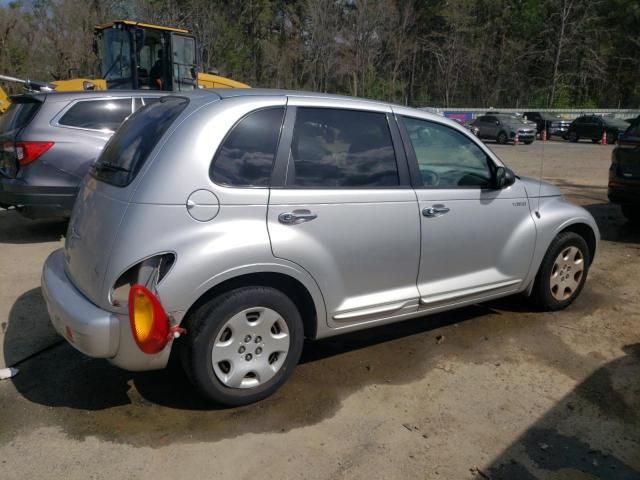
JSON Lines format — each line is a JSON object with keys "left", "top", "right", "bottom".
{"left": 92, "top": 97, "right": 188, "bottom": 187}
{"left": 0, "top": 99, "right": 41, "bottom": 135}
{"left": 58, "top": 98, "right": 132, "bottom": 131}
{"left": 210, "top": 107, "right": 284, "bottom": 187}
{"left": 289, "top": 108, "right": 399, "bottom": 188}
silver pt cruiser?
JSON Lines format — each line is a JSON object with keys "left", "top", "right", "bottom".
{"left": 42, "top": 89, "right": 599, "bottom": 405}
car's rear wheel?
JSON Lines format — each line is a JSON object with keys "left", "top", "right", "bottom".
{"left": 531, "top": 232, "right": 590, "bottom": 311}
{"left": 497, "top": 131, "right": 508, "bottom": 144}
{"left": 569, "top": 131, "right": 579, "bottom": 142}
{"left": 607, "top": 131, "right": 616, "bottom": 144}
{"left": 621, "top": 204, "right": 640, "bottom": 223}
{"left": 181, "top": 286, "right": 304, "bottom": 406}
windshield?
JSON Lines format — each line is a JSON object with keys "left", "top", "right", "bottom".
{"left": 97, "top": 28, "right": 133, "bottom": 89}
{"left": 604, "top": 118, "right": 630, "bottom": 128}
{"left": 92, "top": 97, "right": 188, "bottom": 187}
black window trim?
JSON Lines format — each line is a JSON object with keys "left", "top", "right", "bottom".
{"left": 53, "top": 96, "right": 135, "bottom": 133}
{"left": 209, "top": 105, "right": 286, "bottom": 189}
{"left": 271, "top": 105, "right": 412, "bottom": 190}
{"left": 397, "top": 114, "right": 499, "bottom": 190}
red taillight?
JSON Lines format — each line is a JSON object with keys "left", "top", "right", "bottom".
{"left": 128, "top": 284, "right": 169, "bottom": 354}
{"left": 3, "top": 141, "right": 54, "bottom": 166}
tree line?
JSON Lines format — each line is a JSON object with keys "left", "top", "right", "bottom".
{"left": 1, "top": 0, "right": 638, "bottom": 108}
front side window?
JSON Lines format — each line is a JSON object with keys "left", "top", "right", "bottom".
{"left": 210, "top": 107, "right": 284, "bottom": 187}
{"left": 59, "top": 98, "right": 132, "bottom": 132}
{"left": 289, "top": 108, "right": 399, "bottom": 188}
{"left": 402, "top": 116, "right": 494, "bottom": 188}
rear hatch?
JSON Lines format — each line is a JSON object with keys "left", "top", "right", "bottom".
{"left": 64, "top": 97, "right": 189, "bottom": 307}
{"left": 0, "top": 95, "right": 44, "bottom": 178}
{"left": 616, "top": 122, "right": 640, "bottom": 179}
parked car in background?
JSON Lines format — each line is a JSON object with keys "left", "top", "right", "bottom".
{"left": 451, "top": 118, "right": 479, "bottom": 136}
{"left": 567, "top": 115, "right": 629, "bottom": 144}
{"left": 0, "top": 90, "right": 167, "bottom": 218}
{"left": 473, "top": 114, "right": 536, "bottom": 144}
{"left": 42, "top": 89, "right": 598, "bottom": 406}
{"left": 523, "top": 111, "right": 571, "bottom": 139}
{"left": 608, "top": 115, "right": 640, "bottom": 222}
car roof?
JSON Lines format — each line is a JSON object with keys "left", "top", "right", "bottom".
{"left": 178, "top": 87, "right": 396, "bottom": 108}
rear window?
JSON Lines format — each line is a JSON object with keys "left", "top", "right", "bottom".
{"left": 58, "top": 98, "right": 132, "bottom": 132}
{"left": 91, "top": 97, "right": 188, "bottom": 187}
{"left": 0, "top": 98, "right": 42, "bottom": 135}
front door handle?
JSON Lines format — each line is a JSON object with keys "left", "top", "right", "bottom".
{"left": 278, "top": 209, "right": 318, "bottom": 224}
{"left": 422, "top": 204, "right": 450, "bottom": 218}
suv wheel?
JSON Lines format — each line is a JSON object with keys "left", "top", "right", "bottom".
{"left": 497, "top": 131, "right": 508, "bottom": 144}
{"left": 181, "top": 286, "right": 304, "bottom": 406}
{"left": 621, "top": 205, "right": 640, "bottom": 223}
{"left": 569, "top": 131, "right": 579, "bottom": 142}
{"left": 531, "top": 232, "right": 590, "bottom": 311}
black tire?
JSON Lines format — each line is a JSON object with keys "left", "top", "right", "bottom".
{"left": 621, "top": 205, "right": 640, "bottom": 223}
{"left": 591, "top": 138, "right": 600, "bottom": 144}
{"left": 497, "top": 131, "right": 508, "bottom": 144}
{"left": 531, "top": 232, "right": 591, "bottom": 311}
{"left": 181, "top": 286, "right": 304, "bottom": 406}
{"left": 607, "top": 131, "right": 616, "bottom": 144}
{"left": 524, "top": 140, "right": 533, "bottom": 145}
{"left": 562, "top": 132, "right": 569, "bottom": 140}
{"left": 568, "top": 131, "right": 579, "bottom": 142}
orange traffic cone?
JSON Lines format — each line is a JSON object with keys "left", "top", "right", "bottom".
{"left": 514, "top": 133, "right": 519, "bottom": 146}
{"left": 600, "top": 130, "right": 607, "bottom": 145}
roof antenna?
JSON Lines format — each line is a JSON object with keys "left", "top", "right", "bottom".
{"left": 535, "top": 125, "right": 545, "bottom": 219}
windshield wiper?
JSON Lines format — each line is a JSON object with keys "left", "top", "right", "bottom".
{"left": 94, "top": 161, "right": 131, "bottom": 173}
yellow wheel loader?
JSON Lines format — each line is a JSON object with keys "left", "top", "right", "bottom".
{"left": 0, "top": 20, "right": 248, "bottom": 113}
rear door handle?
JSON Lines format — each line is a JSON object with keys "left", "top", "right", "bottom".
{"left": 422, "top": 204, "right": 450, "bottom": 218}
{"left": 278, "top": 209, "right": 318, "bottom": 224}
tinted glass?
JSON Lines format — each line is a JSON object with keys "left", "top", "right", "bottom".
{"left": 403, "top": 117, "right": 493, "bottom": 188}
{"left": 0, "top": 98, "right": 41, "bottom": 135}
{"left": 290, "top": 108, "right": 398, "bottom": 188}
{"left": 59, "top": 98, "right": 132, "bottom": 131}
{"left": 211, "top": 108, "right": 284, "bottom": 187}
{"left": 143, "top": 97, "right": 161, "bottom": 106}
{"left": 92, "top": 97, "right": 188, "bottom": 187}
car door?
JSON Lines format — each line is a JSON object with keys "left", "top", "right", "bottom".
{"left": 396, "top": 113, "right": 537, "bottom": 309}
{"left": 267, "top": 98, "right": 421, "bottom": 329}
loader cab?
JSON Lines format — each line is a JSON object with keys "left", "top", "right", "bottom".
{"left": 94, "top": 21, "right": 197, "bottom": 92}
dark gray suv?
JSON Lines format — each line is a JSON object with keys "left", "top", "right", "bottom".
{"left": 0, "top": 90, "right": 167, "bottom": 218}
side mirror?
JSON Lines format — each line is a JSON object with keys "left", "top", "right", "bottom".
{"left": 495, "top": 166, "right": 516, "bottom": 189}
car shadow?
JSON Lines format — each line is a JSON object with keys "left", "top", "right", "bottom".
{"left": 4, "top": 291, "right": 499, "bottom": 412}
{"left": 0, "top": 209, "right": 67, "bottom": 244}
{"left": 583, "top": 202, "right": 640, "bottom": 244}
{"left": 487, "top": 343, "right": 640, "bottom": 479}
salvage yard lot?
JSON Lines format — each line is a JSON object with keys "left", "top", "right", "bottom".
{"left": 0, "top": 141, "right": 638, "bottom": 479}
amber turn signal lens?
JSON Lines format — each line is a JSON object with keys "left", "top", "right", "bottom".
{"left": 128, "top": 284, "right": 169, "bottom": 354}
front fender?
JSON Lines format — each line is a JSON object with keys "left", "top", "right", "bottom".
{"left": 523, "top": 196, "right": 600, "bottom": 292}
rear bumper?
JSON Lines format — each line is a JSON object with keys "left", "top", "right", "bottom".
{"left": 42, "top": 249, "right": 120, "bottom": 358}
{"left": 0, "top": 177, "right": 76, "bottom": 217}
{"left": 608, "top": 181, "right": 640, "bottom": 205}
{"left": 41, "top": 249, "right": 172, "bottom": 371}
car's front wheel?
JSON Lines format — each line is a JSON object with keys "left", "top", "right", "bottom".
{"left": 181, "top": 286, "right": 304, "bottom": 406}
{"left": 568, "top": 131, "right": 579, "bottom": 142}
{"left": 531, "top": 232, "right": 591, "bottom": 311}
{"left": 497, "top": 131, "right": 508, "bottom": 144}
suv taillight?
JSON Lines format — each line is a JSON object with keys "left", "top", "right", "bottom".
{"left": 2, "top": 140, "right": 54, "bottom": 166}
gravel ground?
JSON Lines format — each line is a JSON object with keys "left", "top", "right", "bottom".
{"left": 0, "top": 140, "right": 638, "bottom": 480}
